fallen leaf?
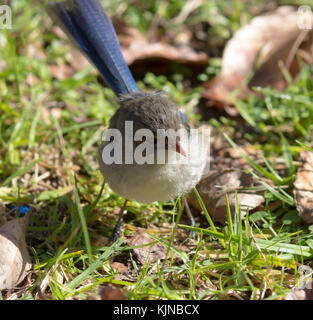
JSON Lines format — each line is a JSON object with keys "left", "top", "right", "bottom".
{"left": 294, "top": 151, "right": 313, "bottom": 224}
{"left": 97, "top": 284, "right": 127, "bottom": 300}
{"left": 131, "top": 233, "right": 167, "bottom": 265}
{"left": 202, "top": 6, "right": 313, "bottom": 109}
{"left": 123, "top": 38, "right": 208, "bottom": 66}
{"left": 110, "top": 261, "right": 128, "bottom": 273}
{"left": 0, "top": 212, "right": 32, "bottom": 290}
{"left": 189, "top": 169, "right": 264, "bottom": 223}
{"left": 117, "top": 24, "right": 208, "bottom": 76}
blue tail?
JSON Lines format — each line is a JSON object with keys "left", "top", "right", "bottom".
{"left": 47, "top": 0, "right": 139, "bottom": 96}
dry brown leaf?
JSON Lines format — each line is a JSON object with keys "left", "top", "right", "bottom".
{"left": 294, "top": 151, "right": 313, "bottom": 224}
{"left": 188, "top": 169, "right": 264, "bottom": 223}
{"left": 97, "top": 284, "right": 127, "bottom": 300}
{"left": 118, "top": 26, "right": 208, "bottom": 72}
{"left": 131, "top": 232, "right": 167, "bottom": 265}
{"left": 123, "top": 40, "right": 208, "bottom": 66}
{"left": 202, "top": 6, "right": 313, "bottom": 109}
{"left": 110, "top": 261, "right": 128, "bottom": 273}
{"left": 0, "top": 213, "right": 32, "bottom": 290}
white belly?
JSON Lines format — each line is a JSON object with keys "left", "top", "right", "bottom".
{"left": 98, "top": 139, "right": 207, "bottom": 203}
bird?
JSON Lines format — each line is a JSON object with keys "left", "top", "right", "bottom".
{"left": 47, "top": 0, "right": 207, "bottom": 240}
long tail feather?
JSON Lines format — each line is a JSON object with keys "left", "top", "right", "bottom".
{"left": 47, "top": 0, "right": 138, "bottom": 95}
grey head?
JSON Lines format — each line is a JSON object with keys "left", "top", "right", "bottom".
{"left": 111, "top": 92, "right": 189, "bottom": 132}
{"left": 108, "top": 92, "right": 190, "bottom": 160}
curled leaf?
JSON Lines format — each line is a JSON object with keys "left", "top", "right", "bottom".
{"left": 118, "top": 25, "right": 208, "bottom": 76}
{"left": 0, "top": 213, "right": 32, "bottom": 290}
{"left": 131, "top": 233, "right": 167, "bottom": 265}
{"left": 294, "top": 151, "right": 313, "bottom": 224}
{"left": 202, "top": 6, "right": 313, "bottom": 108}
{"left": 189, "top": 169, "right": 264, "bottom": 223}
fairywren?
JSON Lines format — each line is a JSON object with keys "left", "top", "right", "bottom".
{"left": 48, "top": 0, "right": 207, "bottom": 239}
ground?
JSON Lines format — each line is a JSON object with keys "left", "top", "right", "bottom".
{"left": 0, "top": 0, "right": 313, "bottom": 300}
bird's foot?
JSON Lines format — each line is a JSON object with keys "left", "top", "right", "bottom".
{"left": 110, "top": 200, "right": 128, "bottom": 243}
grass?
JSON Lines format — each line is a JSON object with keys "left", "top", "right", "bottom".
{"left": 1, "top": 0, "right": 313, "bottom": 300}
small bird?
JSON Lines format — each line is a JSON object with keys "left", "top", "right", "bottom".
{"left": 47, "top": 0, "right": 207, "bottom": 239}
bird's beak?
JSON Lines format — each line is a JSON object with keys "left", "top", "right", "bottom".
{"left": 176, "top": 141, "right": 186, "bottom": 156}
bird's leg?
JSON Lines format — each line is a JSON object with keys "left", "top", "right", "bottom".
{"left": 111, "top": 199, "right": 128, "bottom": 242}
{"left": 182, "top": 196, "right": 195, "bottom": 238}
